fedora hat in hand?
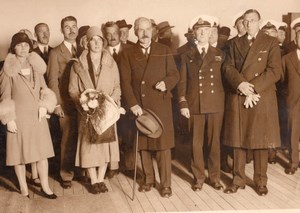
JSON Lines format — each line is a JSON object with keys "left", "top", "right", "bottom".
{"left": 135, "top": 109, "right": 163, "bottom": 138}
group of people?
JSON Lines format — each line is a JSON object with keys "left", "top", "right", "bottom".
{"left": 0, "top": 8, "right": 300, "bottom": 200}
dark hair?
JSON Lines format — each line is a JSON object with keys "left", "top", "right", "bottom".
{"left": 60, "top": 16, "right": 77, "bottom": 29}
{"left": 10, "top": 32, "right": 33, "bottom": 54}
{"left": 243, "top": 9, "right": 261, "bottom": 20}
{"left": 103, "top": 21, "right": 120, "bottom": 37}
{"left": 34, "top": 23, "right": 49, "bottom": 34}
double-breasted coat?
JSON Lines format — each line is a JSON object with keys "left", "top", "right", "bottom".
{"left": 69, "top": 50, "right": 121, "bottom": 168}
{"left": 0, "top": 52, "right": 56, "bottom": 165}
{"left": 223, "top": 31, "right": 282, "bottom": 149}
{"left": 178, "top": 45, "right": 225, "bottom": 114}
{"left": 119, "top": 42, "right": 179, "bottom": 151}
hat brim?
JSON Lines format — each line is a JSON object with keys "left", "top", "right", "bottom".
{"left": 135, "top": 108, "right": 163, "bottom": 139}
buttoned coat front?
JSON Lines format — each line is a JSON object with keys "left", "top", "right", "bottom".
{"left": 223, "top": 31, "right": 282, "bottom": 149}
{"left": 178, "top": 45, "right": 225, "bottom": 114}
{"left": 119, "top": 42, "right": 179, "bottom": 150}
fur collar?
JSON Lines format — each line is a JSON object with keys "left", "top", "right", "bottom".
{"left": 77, "top": 49, "right": 114, "bottom": 72}
{"left": 3, "top": 52, "right": 47, "bottom": 77}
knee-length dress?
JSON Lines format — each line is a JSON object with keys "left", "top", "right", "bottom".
{"left": 69, "top": 50, "right": 121, "bottom": 168}
{"left": 0, "top": 53, "right": 56, "bottom": 166}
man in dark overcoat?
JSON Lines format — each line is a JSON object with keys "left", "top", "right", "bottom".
{"left": 119, "top": 17, "right": 179, "bottom": 197}
{"left": 177, "top": 15, "right": 225, "bottom": 191}
{"left": 223, "top": 9, "right": 282, "bottom": 196}
{"left": 282, "top": 28, "right": 300, "bottom": 175}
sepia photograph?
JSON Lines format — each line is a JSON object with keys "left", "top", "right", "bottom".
{"left": 0, "top": 0, "right": 300, "bottom": 212}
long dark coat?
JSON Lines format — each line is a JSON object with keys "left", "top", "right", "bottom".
{"left": 119, "top": 42, "right": 179, "bottom": 150}
{"left": 223, "top": 31, "right": 282, "bottom": 149}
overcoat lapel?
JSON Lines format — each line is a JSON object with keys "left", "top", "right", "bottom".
{"left": 235, "top": 35, "right": 250, "bottom": 61}
{"left": 187, "top": 46, "right": 203, "bottom": 69}
{"left": 201, "top": 46, "right": 215, "bottom": 68}
{"left": 242, "top": 32, "right": 269, "bottom": 71}
{"left": 73, "top": 61, "right": 95, "bottom": 90}
{"left": 290, "top": 51, "right": 300, "bottom": 74}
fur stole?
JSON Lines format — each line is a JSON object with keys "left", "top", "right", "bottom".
{"left": 3, "top": 52, "right": 47, "bottom": 77}
{"left": 38, "top": 88, "right": 57, "bottom": 113}
{"left": 0, "top": 99, "right": 16, "bottom": 124}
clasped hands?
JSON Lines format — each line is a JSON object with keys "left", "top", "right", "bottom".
{"left": 238, "top": 82, "right": 261, "bottom": 109}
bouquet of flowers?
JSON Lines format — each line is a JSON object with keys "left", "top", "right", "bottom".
{"left": 79, "top": 89, "right": 121, "bottom": 136}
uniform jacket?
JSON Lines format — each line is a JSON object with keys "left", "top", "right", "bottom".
{"left": 178, "top": 45, "right": 225, "bottom": 114}
{"left": 47, "top": 42, "right": 82, "bottom": 115}
{"left": 119, "top": 41, "right": 179, "bottom": 150}
{"left": 223, "top": 31, "right": 282, "bottom": 149}
{"left": 282, "top": 50, "right": 300, "bottom": 110}
{"left": 33, "top": 46, "right": 53, "bottom": 64}
{"left": 0, "top": 52, "right": 56, "bottom": 165}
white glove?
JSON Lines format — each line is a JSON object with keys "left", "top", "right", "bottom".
{"left": 180, "top": 108, "right": 190, "bottom": 119}
{"left": 238, "top": 82, "right": 254, "bottom": 96}
{"left": 155, "top": 81, "right": 167, "bottom": 92}
{"left": 7, "top": 120, "right": 17, "bottom": 133}
{"left": 244, "top": 94, "right": 261, "bottom": 108}
{"left": 130, "top": 105, "right": 143, "bottom": 116}
{"left": 38, "top": 107, "right": 48, "bottom": 122}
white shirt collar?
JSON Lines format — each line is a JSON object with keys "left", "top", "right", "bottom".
{"left": 197, "top": 43, "right": 209, "bottom": 53}
{"left": 38, "top": 43, "right": 48, "bottom": 53}
{"left": 109, "top": 43, "right": 121, "bottom": 55}
{"left": 63, "top": 40, "right": 77, "bottom": 54}
{"left": 247, "top": 31, "right": 258, "bottom": 40}
{"left": 140, "top": 41, "right": 151, "bottom": 54}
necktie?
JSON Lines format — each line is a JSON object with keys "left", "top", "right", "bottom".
{"left": 43, "top": 46, "right": 48, "bottom": 55}
{"left": 200, "top": 47, "right": 206, "bottom": 59}
{"left": 71, "top": 44, "right": 77, "bottom": 57}
{"left": 248, "top": 37, "right": 255, "bottom": 47}
{"left": 112, "top": 48, "right": 118, "bottom": 61}
{"left": 143, "top": 47, "right": 149, "bottom": 59}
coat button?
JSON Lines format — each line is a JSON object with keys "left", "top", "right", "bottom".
{"left": 255, "top": 73, "right": 259, "bottom": 77}
{"left": 258, "top": 58, "right": 262, "bottom": 61}
{"left": 199, "top": 83, "right": 202, "bottom": 87}
{"left": 210, "top": 75, "right": 214, "bottom": 78}
{"left": 199, "top": 76, "right": 203, "bottom": 79}
{"left": 211, "top": 90, "right": 214, "bottom": 93}
{"left": 210, "top": 68, "right": 213, "bottom": 72}
{"left": 199, "top": 70, "right": 202, "bottom": 73}
{"left": 199, "top": 91, "right": 203, "bottom": 94}
{"left": 141, "top": 81, "right": 145, "bottom": 84}
{"left": 211, "top": 82, "right": 214, "bottom": 86}
{"left": 142, "top": 94, "right": 145, "bottom": 97}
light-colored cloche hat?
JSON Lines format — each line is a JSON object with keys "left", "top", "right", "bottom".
{"left": 86, "top": 26, "right": 104, "bottom": 41}
{"left": 135, "top": 109, "right": 163, "bottom": 138}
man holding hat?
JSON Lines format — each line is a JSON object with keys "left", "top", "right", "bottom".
{"left": 178, "top": 15, "right": 225, "bottom": 192}
{"left": 116, "top": 19, "right": 135, "bottom": 45}
{"left": 119, "top": 17, "right": 179, "bottom": 198}
{"left": 222, "top": 9, "right": 282, "bottom": 196}
{"left": 285, "top": 17, "right": 300, "bottom": 54}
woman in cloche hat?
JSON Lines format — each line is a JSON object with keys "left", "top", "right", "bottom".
{"left": 0, "top": 32, "right": 57, "bottom": 199}
{"left": 69, "top": 26, "right": 121, "bottom": 194}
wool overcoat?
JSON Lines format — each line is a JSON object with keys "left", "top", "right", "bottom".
{"left": 119, "top": 42, "right": 179, "bottom": 150}
{"left": 223, "top": 31, "right": 282, "bottom": 149}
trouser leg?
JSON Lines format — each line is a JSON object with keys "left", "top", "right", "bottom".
{"left": 140, "top": 150, "right": 155, "bottom": 184}
{"left": 232, "top": 148, "right": 247, "bottom": 187}
{"left": 253, "top": 149, "right": 268, "bottom": 186}
{"left": 156, "top": 149, "right": 172, "bottom": 188}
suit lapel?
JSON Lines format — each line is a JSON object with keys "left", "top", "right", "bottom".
{"left": 187, "top": 46, "right": 202, "bottom": 69}
{"left": 59, "top": 42, "right": 73, "bottom": 59}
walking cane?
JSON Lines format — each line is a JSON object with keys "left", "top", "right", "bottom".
{"left": 132, "top": 130, "right": 139, "bottom": 200}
